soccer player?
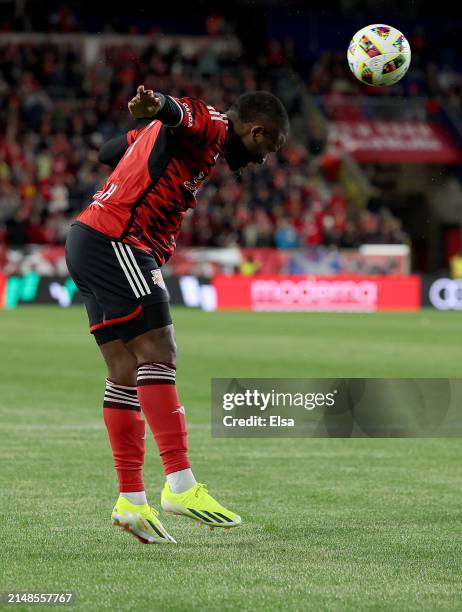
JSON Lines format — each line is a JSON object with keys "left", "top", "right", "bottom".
{"left": 65, "top": 85, "right": 289, "bottom": 544}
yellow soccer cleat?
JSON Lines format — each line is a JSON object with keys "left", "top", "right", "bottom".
{"left": 111, "top": 496, "right": 176, "bottom": 544}
{"left": 161, "top": 482, "right": 242, "bottom": 529}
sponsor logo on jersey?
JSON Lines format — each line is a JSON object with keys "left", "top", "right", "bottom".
{"left": 184, "top": 171, "right": 206, "bottom": 195}
{"left": 180, "top": 101, "right": 193, "bottom": 127}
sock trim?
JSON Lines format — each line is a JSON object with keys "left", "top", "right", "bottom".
{"left": 138, "top": 361, "right": 176, "bottom": 370}
{"left": 106, "top": 378, "right": 138, "bottom": 392}
{"left": 104, "top": 379, "right": 141, "bottom": 411}
{"left": 137, "top": 363, "right": 176, "bottom": 386}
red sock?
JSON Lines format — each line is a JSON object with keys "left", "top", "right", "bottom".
{"left": 137, "top": 362, "right": 190, "bottom": 475}
{"left": 103, "top": 379, "right": 145, "bottom": 492}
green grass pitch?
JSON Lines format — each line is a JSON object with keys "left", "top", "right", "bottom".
{"left": 0, "top": 306, "right": 461, "bottom": 611}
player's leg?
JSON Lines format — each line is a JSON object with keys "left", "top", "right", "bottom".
{"left": 66, "top": 227, "right": 146, "bottom": 506}
{"left": 96, "top": 332, "right": 176, "bottom": 543}
{"left": 65, "top": 224, "right": 175, "bottom": 543}
{"left": 97, "top": 335, "right": 146, "bottom": 502}
{"left": 120, "top": 315, "right": 242, "bottom": 529}
{"left": 124, "top": 321, "right": 194, "bottom": 489}
{"left": 99, "top": 336, "right": 137, "bottom": 386}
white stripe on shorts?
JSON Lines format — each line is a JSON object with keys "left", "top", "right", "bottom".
{"left": 111, "top": 242, "right": 152, "bottom": 298}
{"left": 123, "top": 244, "right": 151, "bottom": 295}
{"left": 111, "top": 241, "right": 141, "bottom": 298}
{"left": 116, "top": 243, "right": 146, "bottom": 297}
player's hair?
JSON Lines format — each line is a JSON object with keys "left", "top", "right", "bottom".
{"left": 231, "top": 91, "right": 289, "bottom": 135}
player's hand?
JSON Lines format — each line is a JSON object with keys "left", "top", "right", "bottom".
{"left": 128, "top": 85, "right": 162, "bottom": 119}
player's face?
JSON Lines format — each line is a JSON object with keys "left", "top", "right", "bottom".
{"left": 224, "top": 122, "right": 286, "bottom": 171}
{"left": 242, "top": 125, "right": 287, "bottom": 166}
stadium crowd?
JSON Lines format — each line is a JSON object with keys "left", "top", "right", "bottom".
{"left": 0, "top": 28, "right": 415, "bottom": 251}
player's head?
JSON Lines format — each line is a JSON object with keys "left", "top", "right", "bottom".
{"left": 225, "top": 91, "right": 289, "bottom": 171}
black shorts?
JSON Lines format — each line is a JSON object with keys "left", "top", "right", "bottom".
{"left": 65, "top": 222, "right": 172, "bottom": 345}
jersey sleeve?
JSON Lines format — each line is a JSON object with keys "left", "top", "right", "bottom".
{"left": 168, "top": 96, "right": 228, "bottom": 147}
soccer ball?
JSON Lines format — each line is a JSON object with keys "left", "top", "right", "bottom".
{"left": 347, "top": 24, "right": 411, "bottom": 87}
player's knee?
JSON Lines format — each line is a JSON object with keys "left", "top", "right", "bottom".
{"left": 141, "top": 336, "right": 176, "bottom": 367}
{"left": 99, "top": 339, "right": 138, "bottom": 386}
{"left": 106, "top": 356, "right": 138, "bottom": 387}
{"left": 131, "top": 325, "right": 177, "bottom": 367}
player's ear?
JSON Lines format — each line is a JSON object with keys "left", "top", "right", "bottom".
{"left": 250, "top": 125, "right": 265, "bottom": 142}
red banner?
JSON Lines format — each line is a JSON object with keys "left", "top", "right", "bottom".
{"left": 213, "top": 275, "right": 421, "bottom": 312}
{"left": 329, "top": 121, "right": 462, "bottom": 164}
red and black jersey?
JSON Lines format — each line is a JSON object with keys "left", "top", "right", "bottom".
{"left": 77, "top": 97, "right": 229, "bottom": 265}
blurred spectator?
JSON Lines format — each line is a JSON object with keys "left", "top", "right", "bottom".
{"left": 275, "top": 219, "right": 299, "bottom": 249}
{"left": 239, "top": 255, "right": 260, "bottom": 276}
{"left": 450, "top": 253, "right": 462, "bottom": 278}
